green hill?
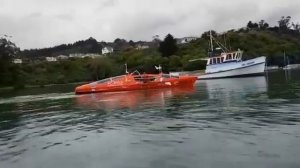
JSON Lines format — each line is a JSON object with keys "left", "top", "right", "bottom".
{"left": 2, "top": 16, "right": 300, "bottom": 88}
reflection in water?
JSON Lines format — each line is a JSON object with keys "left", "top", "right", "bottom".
{"left": 75, "top": 86, "right": 195, "bottom": 110}
{"left": 200, "top": 76, "right": 267, "bottom": 96}
{"left": 198, "top": 76, "right": 267, "bottom": 103}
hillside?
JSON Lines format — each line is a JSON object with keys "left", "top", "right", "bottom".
{"left": 2, "top": 16, "right": 300, "bottom": 88}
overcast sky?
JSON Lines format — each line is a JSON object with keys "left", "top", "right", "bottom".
{"left": 1, "top": 0, "right": 300, "bottom": 49}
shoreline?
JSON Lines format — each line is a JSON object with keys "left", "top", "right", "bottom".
{"left": 0, "top": 81, "right": 89, "bottom": 91}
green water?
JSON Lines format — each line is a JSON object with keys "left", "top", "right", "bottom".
{"left": 0, "top": 70, "right": 300, "bottom": 168}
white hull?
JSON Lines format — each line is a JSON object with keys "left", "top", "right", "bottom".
{"left": 198, "top": 56, "right": 266, "bottom": 79}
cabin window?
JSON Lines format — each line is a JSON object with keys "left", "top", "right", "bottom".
{"left": 228, "top": 54, "right": 232, "bottom": 60}
{"left": 221, "top": 57, "right": 224, "bottom": 62}
{"left": 212, "top": 58, "right": 216, "bottom": 64}
{"left": 225, "top": 55, "right": 229, "bottom": 60}
{"left": 217, "top": 57, "right": 221, "bottom": 64}
{"left": 209, "top": 59, "right": 212, "bottom": 65}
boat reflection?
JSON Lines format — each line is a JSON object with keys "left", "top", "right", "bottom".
{"left": 75, "top": 86, "right": 195, "bottom": 110}
{"left": 196, "top": 76, "right": 267, "bottom": 106}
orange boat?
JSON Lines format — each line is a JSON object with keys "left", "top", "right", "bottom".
{"left": 75, "top": 72, "right": 197, "bottom": 94}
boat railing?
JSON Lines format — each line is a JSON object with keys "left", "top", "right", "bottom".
{"left": 130, "top": 70, "right": 141, "bottom": 76}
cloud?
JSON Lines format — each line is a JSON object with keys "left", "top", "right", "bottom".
{"left": 0, "top": 0, "right": 300, "bottom": 49}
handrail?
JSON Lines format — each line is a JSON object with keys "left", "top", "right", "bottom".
{"left": 130, "top": 70, "right": 141, "bottom": 76}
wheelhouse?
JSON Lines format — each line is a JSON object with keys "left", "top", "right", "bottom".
{"left": 207, "top": 50, "right": 243, "bottom": 65}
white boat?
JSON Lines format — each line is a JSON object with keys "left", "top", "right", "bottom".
{"left": 197, "top": 31, "right": 266, "bottom": 79}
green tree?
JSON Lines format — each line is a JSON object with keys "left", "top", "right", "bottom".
{"left": 247, "top": 21, "right": 255, "bottom": 29}
{"left": 159, "top": 34, "right": 178, "bottom": 57}
{"left": 0, "top": 37, "right": 19, "bottom": 86}
{"left": 258, "top": 20, "right": 269, "bottom": 30}
{"left": 292, "top": 22, "right": 300, "bottom": 33}
{"left": 278, "top": 16, "right": 291, "bottom": 31}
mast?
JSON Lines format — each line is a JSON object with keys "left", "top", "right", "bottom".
{"left": 283, "top": 51, "right": 286, "bottom": 66}
{"left": 209, "top": 30, "right": 213, "bottom": 52}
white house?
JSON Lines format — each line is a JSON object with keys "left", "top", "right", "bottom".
{"left": 69, "top": 53, "right": 102, "bottom": 58}
{"left": 69, "top": 53, "right": 85, "bottom": 58}
{"left": 13, "top": 59, "right": 22, "bottom": 64}
{"left": 57, "top": 55, "right": 69, "bottom": 60}
{"left": 102, "top": 46, "right": 114, "bottom": 55}
{"left": 45, "top": 57, "right": 57, "bottom": 62}
{"left": 176, "top": 37, "right": 198, "bottom": 44}
{"left": 135, "top": 44, "right": 149, "bottom": 50}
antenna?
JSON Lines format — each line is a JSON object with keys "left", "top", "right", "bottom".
{"left": 125, "top": 63, "right": 129, "bottom": 74}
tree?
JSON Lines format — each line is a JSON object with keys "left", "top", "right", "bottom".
{"left": 278, "top": 16, "right": 291, "bottom": 31}
{"left": 252, "top": 23, "right": 259, "bottom": 29}
{"left": 201, "top": 30, "right": 217, "bottom": 39}
{"left": 247, "top": 21, "right": 259, "bottom": 29}
{"left": 0, "top": 36, "right": 19, "bottom": 86}
{"left": 258, "top": 20, "right": 269, "bottom": 30}
{"left": 247, "top": 21, "right": 254, "bottom": 29}
{"left": 292, "top": 22, "right": 300, "bottom": 33}
{"left": 159, "top": 34, "right": 178, "bottom": 57}
{"left": 129, "top": 40, "right": 135, "bottom": 46}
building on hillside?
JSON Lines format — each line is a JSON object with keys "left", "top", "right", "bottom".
{"left": 13, "top": 59, "right": 22, "bottom": 64}
{"left": 57, "top": 55, "right": 69, "bottom": 60}
{"left": 135, "top": 43, "right": 150, "bottom": 50}
{"left": 176, "top": 37, "right": 198, "bottom": 44}
{"left": 85, "top": 53, "right": 103, "bottom": 58}
{"left": 69, "top": 53, "right": 102, "bottom": 58}
{"left": 45, "top": 57, "right": 57, "bottom": 62}
{"left": 102, "top": 46, "right": 114, "bottom": 55}
{"left": 69, "top": 53, "right": 85, "bottom": 58}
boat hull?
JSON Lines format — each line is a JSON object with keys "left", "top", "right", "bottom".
{"left": 75, "top": 74, "right": 197, "bottom": 94}
{"left": 198, "top": 56, "right": 266, "bottom": 79}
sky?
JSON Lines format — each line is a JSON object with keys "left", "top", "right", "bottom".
{"left": 1, "top": 0, "right": 300, "bottom": 49}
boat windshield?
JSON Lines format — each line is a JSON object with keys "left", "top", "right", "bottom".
{"left": 90, "top": 75, "right": 126, "bottom": 85}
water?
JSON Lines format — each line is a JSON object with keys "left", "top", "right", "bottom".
{"left": 0, "top": 70, "right": 300, "bottom": 168}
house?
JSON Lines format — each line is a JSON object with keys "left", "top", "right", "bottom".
{"left": 69, "top": 53, "right": 102, "bottom": 58}
{"left": 135, "top": 43, "right": 150, "bottom": 50}
{"left": 84, "top": 53, "right": 102, "bottom": 58}
{"left": 13, "top": 59, "right": 22, "bottom": 64}
{"left": 57, "top": 55, "right": 69, "bottom": 60}
{"left": 102, "top": 46, "right": 114, "bottom": 55}
{"left": 69, "top": 53, "right": 85, "bottom": 58}
{"left": 176, "top": 37, "right": 198, "bottom": 44}
{"left": 45, "top": 57, "right": 57, "bottom": 62}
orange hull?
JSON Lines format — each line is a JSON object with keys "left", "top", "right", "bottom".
{"left": 75, "top": 73, "right": 197, "bottom": 94}
{"left": 76, "top": 86, "right": 195, "bottom": 110}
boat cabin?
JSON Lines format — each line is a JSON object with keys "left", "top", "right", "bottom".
{"left": 207, "top": 50, "right": 243, "bottom": 66}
